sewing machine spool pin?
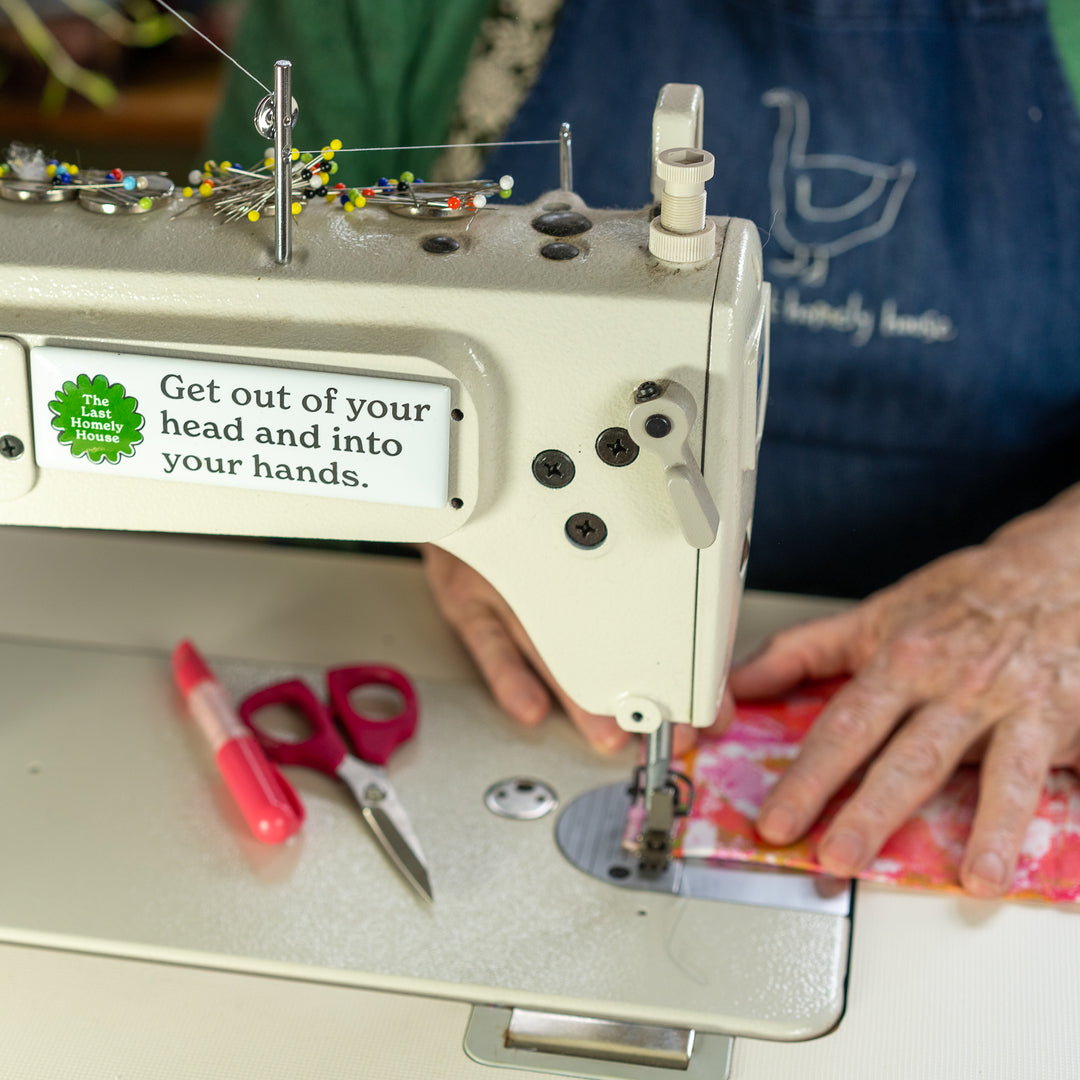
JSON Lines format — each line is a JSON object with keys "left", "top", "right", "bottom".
{"left": 252, "top": 59, "right": 298, "bottom": 265}
{"left": 273, "top": 61, "right": 293, "bottom": 265}
{"left": 559, "top": 122, "right": 573, "bottom": 192}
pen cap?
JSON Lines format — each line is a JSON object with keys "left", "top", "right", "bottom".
{"left": 216, "top": 734, "right": 305, "bottom": 844}
{"left": 172, "top": 639, "right": 245, "bottom": 747}
{"left": 172, "top": 639, "right": 214, "bottom": 696}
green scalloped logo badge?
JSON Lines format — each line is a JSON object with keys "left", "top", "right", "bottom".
{"left": 49, "top": 373, "right": 144, "bottom": 464}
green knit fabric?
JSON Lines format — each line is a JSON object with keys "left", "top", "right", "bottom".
{"left": 1048, "top": 0, "right": 1080, "bottom": 107}
{"left": 206, "top": 0, "right": 492, "bottom": 179}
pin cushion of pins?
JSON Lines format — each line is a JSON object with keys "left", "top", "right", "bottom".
{"left": 1, "top": 146, "right": 82, "bottom": 202}
{"left": 4, "top": 133, "right": 514, "bottom": 220}
{"left": 1, "top": 144, "right": 173, "bottom": 211}
{"left": 78, "top": 173, "right": 175, "bottom": 215}
{"left": 177, "top": 146, "right": 346, "bottom": 223}
{"left": 332, "top": 172, "right": 514, "bottom": 219}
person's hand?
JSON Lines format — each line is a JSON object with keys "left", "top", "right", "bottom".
{"left": 422, "top": 546, "right": 728, "bottom": 754}
{"left": 730, "top": 490, "right": 1080, "bottom": 897}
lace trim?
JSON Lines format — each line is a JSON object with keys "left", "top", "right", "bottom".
{"left": 432, "top": 0, "right": 565, "bottom": 181}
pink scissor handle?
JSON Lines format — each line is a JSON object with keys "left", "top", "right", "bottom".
{"left": 237, "top": 679, "right": 347, "bottom": 776}
{"left": 327, "top": 664, "right": 419, "bottom": 766}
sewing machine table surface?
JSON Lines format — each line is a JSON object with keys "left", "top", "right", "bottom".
{"left": 0, "top": 527, "right": 1076, "bottom": 1079}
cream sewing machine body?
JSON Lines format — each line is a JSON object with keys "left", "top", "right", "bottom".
{"left": 0, "top": 94, "right": 768, "bottom": 748}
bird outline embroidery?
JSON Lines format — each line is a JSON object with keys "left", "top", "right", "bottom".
{"left": 762, "top": 87, "right": 916, "bottom": 286}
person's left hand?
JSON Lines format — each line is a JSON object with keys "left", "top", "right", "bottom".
{"left": 729, "top": 489, "right": 1080, "bottom": 898}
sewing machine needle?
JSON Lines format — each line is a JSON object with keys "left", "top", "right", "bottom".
{"left": 639, "top": 722, "right": 677, "bottom": 874}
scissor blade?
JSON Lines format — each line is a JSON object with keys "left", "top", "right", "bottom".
{"left": 338, "top": 756, "right": 433, "bottom": 902}
{"left": 361, "top": 805, "right": 434, "bottom": 903}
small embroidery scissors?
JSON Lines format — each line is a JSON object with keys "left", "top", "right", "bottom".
{"left": 238, "top": 664, "right": 432, "bottom": 902}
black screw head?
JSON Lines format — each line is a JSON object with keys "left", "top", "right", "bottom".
{"left": 532, "top": 449, "right": 575, "bottom": 489}
{"left": 531, "top": 210, "right": 593, "bottom": 237}
{"left": 565, "top": 512, "right": 607, "bottom": 549}
{"left": 540, "top": 241, "right": 580, "bottom": 261}
{"left": 422, "top": 235, "right": 460, "bottom": 254}
{"left": 0, "top": 434, "right": 25, "bottom": 460}
{"left": 634, "top": 381, "right": 663, "bottom": 404}
{"left": 595, "top": 426, "right": 639, "bottom": 467}
{"left": 644, "top": 414, "right": 673, "bottom": 439}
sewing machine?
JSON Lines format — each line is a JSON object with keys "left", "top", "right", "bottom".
{"left": 0, "top": 84, "right": 1075, "bottom": 1079}
{"left": 1, "top": 83, "right": 767, "bottom": 861}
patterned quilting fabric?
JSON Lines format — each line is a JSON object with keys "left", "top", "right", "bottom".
{"left": 626, "top": 679, "right": 1080, "bottom": 904}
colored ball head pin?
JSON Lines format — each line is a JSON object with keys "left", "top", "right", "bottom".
{"left": 330, "top": 172, "right": 514, "bottom": 218}
{"left": 1, "top": 143, "right": 169, "bottom": 210}
{"left": 183, "top": 139, "right": 346, "bottom": 223}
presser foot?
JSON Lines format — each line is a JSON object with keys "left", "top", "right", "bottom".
{"left": 629, "top": 766, "right": 694, "bottom": 875}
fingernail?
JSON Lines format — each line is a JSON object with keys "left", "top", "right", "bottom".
{"left": 819, "top": 830, "right": 865, "bottom": 874}
{"left": 592, "top": 730, "right": 629, "bottom": 753}
{"left": 968, "top": 850, "right": 1006, "bottom": 892}
{"left": 514, "top": 691, "right": 548, "bottom": 725}
{"left": 759, "top": 804, "right": 798, "bottom": 844}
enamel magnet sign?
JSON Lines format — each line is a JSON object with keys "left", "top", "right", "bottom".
{"left": 30, "top": 346, "right": 452, "bottom": 509}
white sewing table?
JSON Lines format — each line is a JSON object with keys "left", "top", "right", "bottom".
{"left": 0, "top": 527, "right": 1076, "bottom": 1078}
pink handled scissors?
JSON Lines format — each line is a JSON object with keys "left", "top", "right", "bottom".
{"left": 238, "top": 665, "right": 432, "bottom": 902}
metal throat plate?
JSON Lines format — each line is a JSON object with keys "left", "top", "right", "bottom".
{"left": 556, "top": 782, "right": 852, "bottom": 918}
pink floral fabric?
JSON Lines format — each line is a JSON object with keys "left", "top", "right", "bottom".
{"left": 626, "top": 680, "right": 1080, "bottom": 903}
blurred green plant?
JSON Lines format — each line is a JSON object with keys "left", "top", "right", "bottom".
{"left": 0, "top": 0, "right": 179, "bottom": 111}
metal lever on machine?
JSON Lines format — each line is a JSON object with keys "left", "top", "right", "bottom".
{"left": 628, "top": 381, "right": 719, "bottom": 549}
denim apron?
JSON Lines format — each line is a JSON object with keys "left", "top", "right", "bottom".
{"left": 485, "top": 0, "right": 1080, "bottom": 597}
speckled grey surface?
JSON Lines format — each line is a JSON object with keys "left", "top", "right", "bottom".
{"left": 0, "top": 638, "right": 847, "bottom": 1039}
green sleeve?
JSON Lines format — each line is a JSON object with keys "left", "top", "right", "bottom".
{"left": 205, "top": 0, "right": 491, "bottom": 181}
{"left": 1048, "top": 0, "right": 1080, "bottom": 107}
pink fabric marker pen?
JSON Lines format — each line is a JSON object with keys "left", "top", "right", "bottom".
{"left": 172, "top": 639, "right": 304, "bottom": 844}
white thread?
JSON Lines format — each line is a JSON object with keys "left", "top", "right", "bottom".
{"left": 299, "top": 139, "right": 559, "bottom": 155}
{"left": 151, "top": 0, "right": 270, "bottom": 93}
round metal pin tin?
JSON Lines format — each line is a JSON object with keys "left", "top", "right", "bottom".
{"left": 0, "top": 178, "right": 78, "bottom": 203}
{"left": 388, "top": 202, "right": 474, "bottom": 219}
{"left": 78, "top": 173, "right": 175, "bottom": 215}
